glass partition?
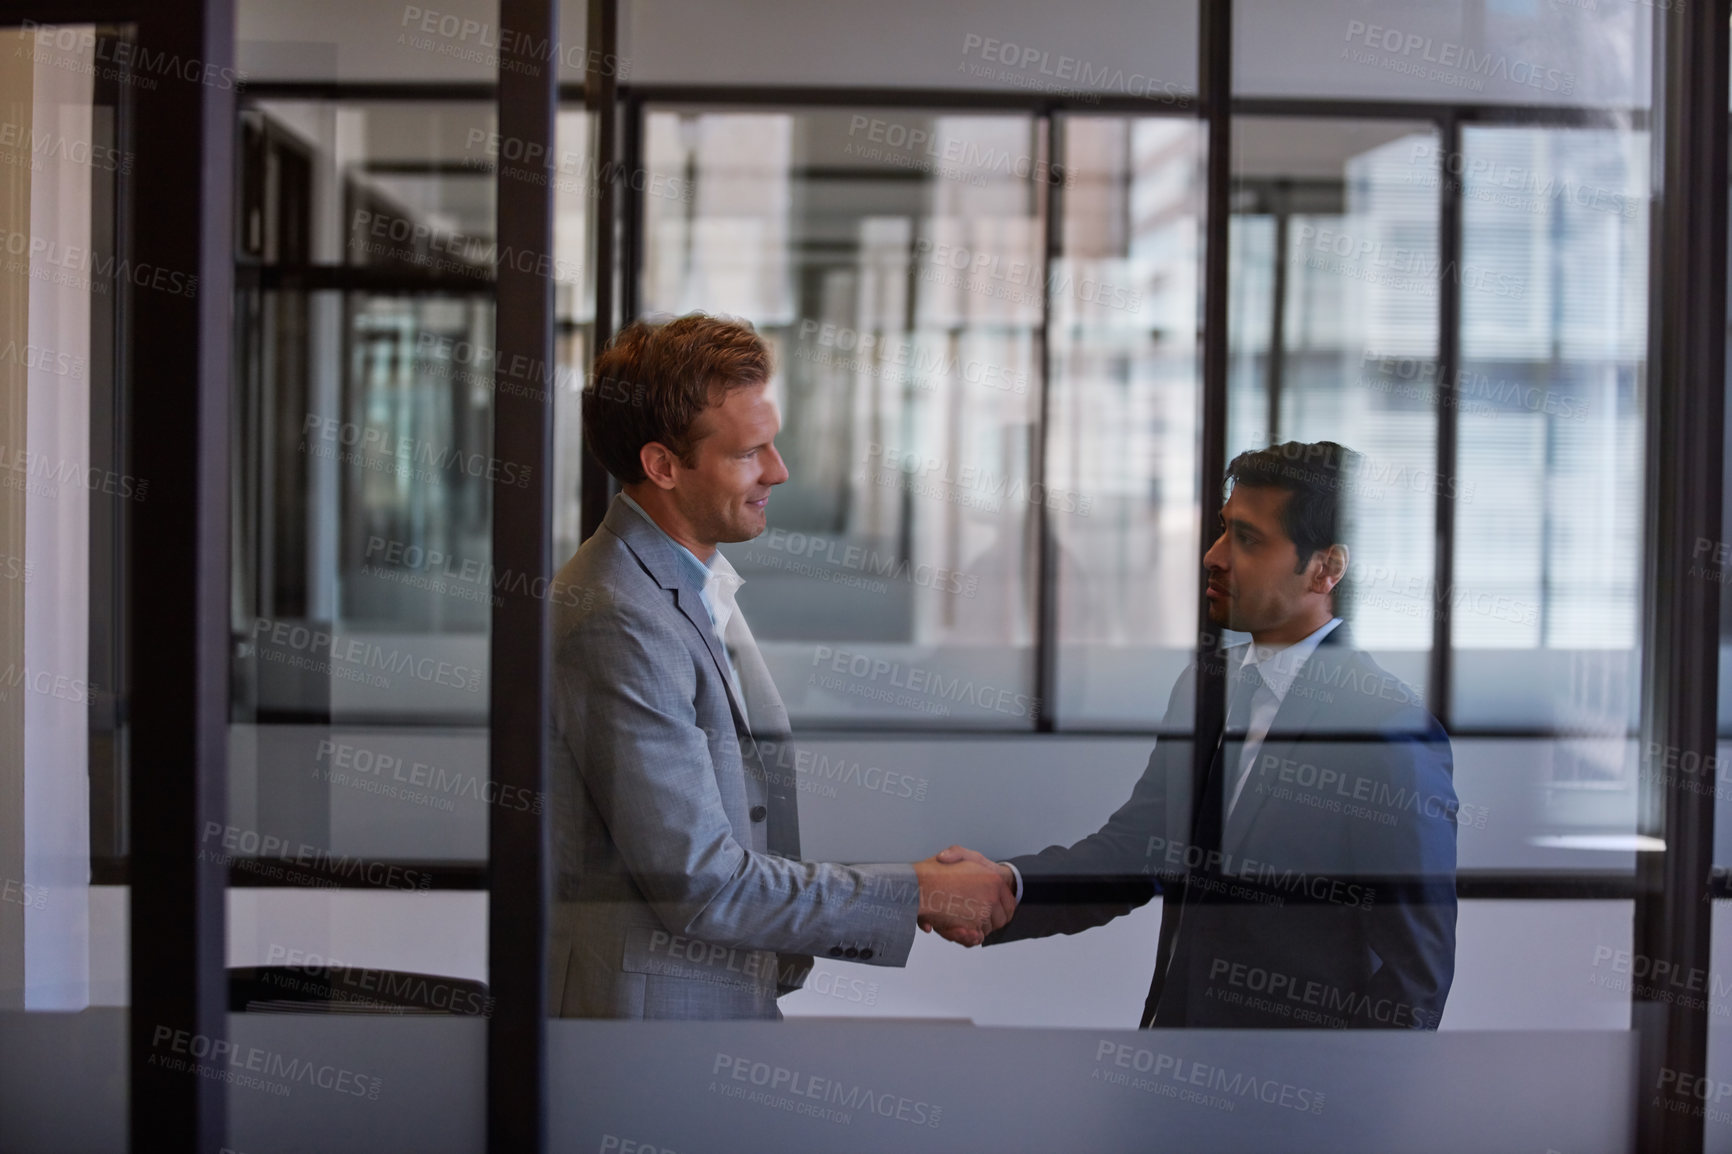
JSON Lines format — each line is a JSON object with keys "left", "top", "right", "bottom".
{"left": 1049, "top": 114, "right": 1205, "bottom": 727}
{"left": 1450, "top": 122, "right": 1647, "bottom": 875}
{"left": 0, "top": 19, "right": 134, "bottom": 1151}
{"left": 8, "top": 0, "right": 1722, "bottom": 1151}
{"left": 227, "top": 81, "right": 509, "bottom": 1154}
{"left": 641, "top": 106, "right": 1047, "bottom": 729}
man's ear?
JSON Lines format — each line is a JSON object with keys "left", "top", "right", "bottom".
{"left": 1313, "top": 544, "right": 1348, "bottom": 594}
{"left": 639, "top": 441, "right": 681, "bottom": 491}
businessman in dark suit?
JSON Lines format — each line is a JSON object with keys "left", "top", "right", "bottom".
{"left": 945, "top": 440, "right": 1457, "bottom": 1029}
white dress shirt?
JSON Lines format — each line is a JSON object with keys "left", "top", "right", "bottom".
{"left": 1225, "top": 616, "right": 1342, "bottom": 817}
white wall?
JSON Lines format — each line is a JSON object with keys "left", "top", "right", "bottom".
{"left": 4, "top": 23, "right": 96, "bottom": 1013}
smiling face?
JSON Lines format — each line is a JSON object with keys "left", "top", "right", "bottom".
{"left": 655, "top": 380, "right": 789, "bottom": 551}
{"left": 1202, "top": 483, "right": 1345, "bottom": 645}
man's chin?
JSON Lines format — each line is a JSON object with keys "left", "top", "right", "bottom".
{"left": 719, "top": 512, "right": 769, "bottom": 543}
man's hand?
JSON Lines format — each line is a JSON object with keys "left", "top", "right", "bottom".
{"left": 913, "top": 845, "right": 1017, "bottom": 947}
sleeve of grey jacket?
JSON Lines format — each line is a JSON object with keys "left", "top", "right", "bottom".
{"left": 557, "top": 603, "right": 919, "bottom": 966}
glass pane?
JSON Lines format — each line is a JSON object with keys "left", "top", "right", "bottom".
{"left": 553, "top": 109, "right": 596, "bottom": 565}
{"left": 1232, "top": 117, "right": 1440, "bottom": 694}
{"left": 624, "top": 2, "right": 1198, "bottom": 95}
{"left": 234, "top": 101, "right": 500, "bottom": 864}
{"left": 641, "top": 107, "right": 1045, "bottom": 728}
{"left": 0, "top": 20, "right": 132, "bottom": 1150}
{"left": 1050, "top": 114, "right": 1205, "bottom": 725}
{"left": 1234, "top": 0, "right": 1651, "bottom": 110}
{"left": 229, "top": 93, "right": 501, "bottom": 1153}
{"left": 1452, "top": 124, "right": 1646, "bottom": 875}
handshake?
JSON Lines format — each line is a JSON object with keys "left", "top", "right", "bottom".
{"left": 912, "top": 845, "right": 1018, "bottom": 947}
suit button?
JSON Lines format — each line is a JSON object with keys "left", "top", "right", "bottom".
{"left": 858, "top": 948, "right": 873, "bottom": 960}
{"left": 749, "top": 805, "right": 768, "bottom": 822}
{"left": 844, "top": 947, "right": 859, "bottom": 959}
{"left": 827, "top": 946, "right": 844, "bottom": 958}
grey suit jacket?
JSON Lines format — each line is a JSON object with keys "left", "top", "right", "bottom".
{"left": 548, "top": 496, "right": 919, "bottom": 1019}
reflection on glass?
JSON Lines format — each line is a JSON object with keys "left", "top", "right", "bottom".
{"left": 1234, "top": 0, "right": 1651, "bottom": 110}
{"left": 1049, "top": 116, "right": 1203, "bottom": 725}
{"left": 1451, "top": 124, "right": 1647, "bottom": 871}
{"left": 1231, "top": 117, "right": 1440, "bottom": 676}
{"left": 1, "top": 20, "right": 130, "bottom": 1148}
{"left": 232, "top": 101, "right": 534, "bottom": 880}
{"left": 1453, "top": 124, "right": 1645, "bottom": 714}
{"left": 1228, "top": 114, "right": 1650, "bottom": 876}
{"left": 231, "top": 99, "right": 592, "bottom": 876}
{"left": 642, "top": 108, "right": 1044, "bottom": 727}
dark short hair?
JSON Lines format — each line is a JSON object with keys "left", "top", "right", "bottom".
{"left": 1224, "top": 440, "right": 1359, "bottom": 618}
{"left": 583, "top": 313, "right": 772, "bottom": 485}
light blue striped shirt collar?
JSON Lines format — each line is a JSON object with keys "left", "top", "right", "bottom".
{"left": 617, "top": 491, "right": 745, "bottom": 638}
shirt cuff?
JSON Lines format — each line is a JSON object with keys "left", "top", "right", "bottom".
{"left": 1000, "top": 861, "right": 1023, "bottom": 903}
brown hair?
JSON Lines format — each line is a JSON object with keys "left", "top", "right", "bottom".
{"left": 582, "top": 313, "right": 772, "bottom": 484}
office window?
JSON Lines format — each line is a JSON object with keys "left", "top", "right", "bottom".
{"left": 1230, "top": 117, "right": 1440, "bottom": 684}
{"left": 1451, "top": 125, "right": 1645, "bottom": 726}
{"left": 641, "top": 107, "right": 1046, "bottom": 728}
{"left": 1049, "top": 114, "right": 1204, "bottom": 726}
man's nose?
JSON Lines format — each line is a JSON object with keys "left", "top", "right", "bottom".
{"left": 764, "top": 444, "right": 790, "bottom": 486}
{"left": 1202, "top": 533, "right": 1227, "bottom": 572}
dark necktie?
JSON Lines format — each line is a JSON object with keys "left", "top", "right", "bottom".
{"left": 1145, "top": 659, "right": 1268, "bottom": 1028}
{"left": 1192, "top": 661, "right": 1265, "bottom": 859}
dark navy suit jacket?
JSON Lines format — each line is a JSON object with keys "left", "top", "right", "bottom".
{"left": 991, "top": 625, "right": 1457, "bottom": 1029}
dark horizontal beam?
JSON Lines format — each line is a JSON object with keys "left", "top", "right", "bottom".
{"left": 91, "top": 857, "right": 487, "bottom": 890}
{"left": 218, "top": 716, "right": 1682, "bottom": 742}
{"left": 1456, "top": 871, "right": 1639, "bottom": 901}
{"left": 1233, "top": 96, "right": 1647, "bottom": 128}
{"left": 240, "top": 81, "right": 503, "bottom": 103}
{"left": 791, "top": 725, "right": 1664, "bottom": 741}
{"left": 88, "top": 855, "right": 1647, "bottom": 900}
{"left": 359, "top": 160, "right": 496, "bottom": 176}
{"left": 241, "top": 264, "right": 493, "bottom": 294}
{"left": 626, "top": 83, "right": 1196, "bottom": 114}
{"left": 0, "top": 0, "right": 138, "bottom": 21}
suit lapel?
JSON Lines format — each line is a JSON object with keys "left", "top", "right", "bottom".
{"left": 603, "top": 496, "right": 799, "bottom": 855}
{"left": 672, "top": 585, "right": 753, "bottom": 734}
{"left": 603, "top": 496, "right": 753, "bottom": 735}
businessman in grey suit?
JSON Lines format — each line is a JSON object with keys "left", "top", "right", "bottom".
{"left": 548, "top": 313, "right": 1015, "bottom": 1019}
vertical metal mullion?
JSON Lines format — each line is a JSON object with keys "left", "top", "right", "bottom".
{"left": 1194, "top": 0, "right": 1232, "bottom": 741}
{"left": 1634, "top": 1, "right": 1728, "bottom": 1151}
{"left": 579, "top": 0, "right": 618, "bottom": 540}
{"left": 488, "top": 1, "right": 556, "bottom": 1151}
{"left": 1428, "top": 111, "right": 1461, "bottom": 728}
{"left": 88, "top": 24, "right": 128, "bottom": 864}
{"left": 620, "top": 91, "right": 643, "bottom": 330}
{"left": 1265, "top": 204, "right": 1287, "bottom": 443}
{"left": 127, "top": 0, "right": 234, "bottom": 1150}
{"left": 1033, "top": 108, "right": 1059, "bottom": 732}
